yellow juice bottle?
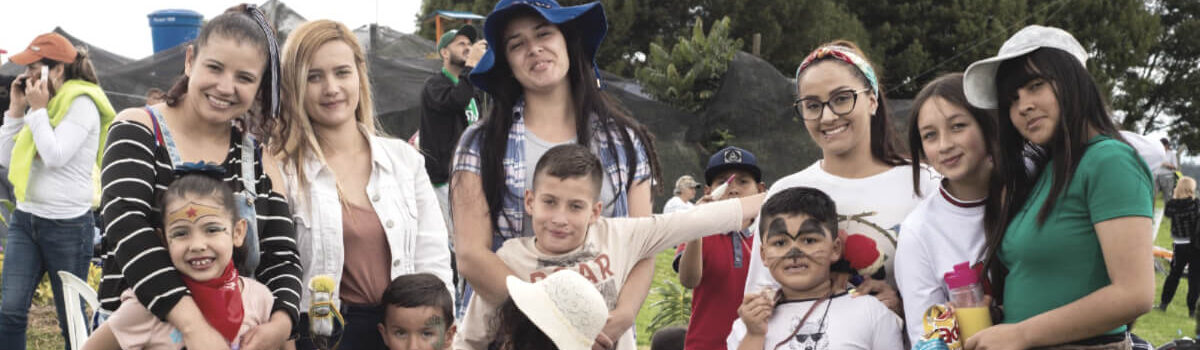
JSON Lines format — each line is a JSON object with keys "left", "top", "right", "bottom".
{"left": 944, "top": 262, "right": 992, "bottom": 341}
{"left": 954, "top": 306, "right": 993, "bottom": 340}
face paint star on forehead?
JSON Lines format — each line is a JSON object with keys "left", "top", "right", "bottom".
{"left": 167, "top": 202, "right": 227, "bottom": 225}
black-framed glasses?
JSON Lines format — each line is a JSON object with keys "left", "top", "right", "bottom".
{"left": 793, "top": 88, "right": 872, "bottom": 121}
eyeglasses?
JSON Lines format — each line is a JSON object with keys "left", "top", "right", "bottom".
{"left": 793, "top": 88, "right": 872, "bottom": 121}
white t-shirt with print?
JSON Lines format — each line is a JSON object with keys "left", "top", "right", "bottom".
{"left": 894, "top": 181, "right": 988, "bottom": 344}
{"left": 454, "top": 199, "right": 745, "bottom": 350}
{"left": 743, "top": 161, "right": 936, "bottom": 294}
{"left": 727, "top": 292, "right": 904, "bottom": 349}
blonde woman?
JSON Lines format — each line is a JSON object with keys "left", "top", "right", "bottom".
{"left": 1161, "top": 176, "right": 1199, "bottom": 315}
{"left": 273, "top": 19, "right": 452, "bottom": 350}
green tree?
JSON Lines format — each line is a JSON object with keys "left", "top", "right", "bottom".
{"left": 1031, "top": 0, "right": 1160, "bottom": 109}
{"left": 1118, "top": 0, "right": 1200, "bottom": 152}
{"left": 695, "top": 0, "right": 873, "bottom": 79}
{"left": 635, "top": 16, "right": 742, "bottom": 113}
{"left": 845, "top": 0, "right": 1028, "bottom": 98}
{"left": 415, "top": 0, "right": 492, "bottom": 40}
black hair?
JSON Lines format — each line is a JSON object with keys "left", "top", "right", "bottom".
{"left": 649, "top": 326, "right": 686, "bottom": 350}
{"left": 906, "top": 73, "right": 1003, "bottom": 267}
{"left": 983, "top": 47, "right": 1127, "bottom": 304}
{"left": 758, "top": 187, "right": 839, "bottom": 241}
{"left": 796, "top": 40, "right": 910, "bottom": 167}
{"left": 492, "top": 298, "right": 557, "bottom": 350}
{"left": 158, "top": 174, "right": 246, "bottom": 267}
{"left": 164, "top": 4, "right": 278, "bottom": 143}
{"left": 379, "top": 273, "right": 454, "bottom": 329}
{"left": 533, "top": 144, "right": 604, "bottom": 198}
{"left": 454, "top": 8, "right": 661, "bottom": 231}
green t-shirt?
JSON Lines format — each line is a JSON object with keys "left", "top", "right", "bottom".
{"left": 999, "top": 135, "right": 1153, "bottom": 334}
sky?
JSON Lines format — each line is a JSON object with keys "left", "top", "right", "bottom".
{"left": 0, "top": 0, "right": 424, "bottom": 61}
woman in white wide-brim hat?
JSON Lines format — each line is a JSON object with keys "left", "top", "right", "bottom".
{"left": 964, "top": 25, "right": 1154, "bottom": 350}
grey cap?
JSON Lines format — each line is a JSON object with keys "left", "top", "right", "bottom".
{"left": 963, "top": 25, "right": 1088, "bottom": 109}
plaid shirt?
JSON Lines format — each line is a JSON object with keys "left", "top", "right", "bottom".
{"left": 452, "top": 99, "right": 651, "bottom": 249}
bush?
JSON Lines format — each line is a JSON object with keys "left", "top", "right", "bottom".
{"left": 645, "top": 278, "right": 692, "bottom": 335}
{"left": 635, "top": 16, "right": 743, "bottom": 113}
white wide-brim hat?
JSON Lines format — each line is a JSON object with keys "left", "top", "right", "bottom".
{"left": 963, "top": 25, "right": 1088, "bottom": 109}
{"left": 507, "top": 270, "right": 608, "bottom": 350}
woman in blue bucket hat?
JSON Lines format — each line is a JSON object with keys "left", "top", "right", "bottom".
{"left": 449, "top": 0, "right": 661, "bottom": 348}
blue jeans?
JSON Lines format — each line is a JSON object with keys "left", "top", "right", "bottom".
{"left": 0, "top": 210, "right": 94, "bottom": 350}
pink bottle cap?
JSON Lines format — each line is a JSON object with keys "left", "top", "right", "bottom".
{"left": 943, "top": 262, "right": 978, "bottom": 289}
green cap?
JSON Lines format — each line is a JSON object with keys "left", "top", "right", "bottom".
{"left": 437, "top": 25, "right": 479, "bottom": 50}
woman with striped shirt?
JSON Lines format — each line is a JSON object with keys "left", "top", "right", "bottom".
{"left": 96, "top": 5, "right": 300, "bottom": 350}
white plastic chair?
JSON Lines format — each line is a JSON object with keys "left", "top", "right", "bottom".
{"left": 58, "top": 270, "right": 98, "bottom": 350}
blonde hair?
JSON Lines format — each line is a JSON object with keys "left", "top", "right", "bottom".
{"left": 274, "top": 19, "right": 380, "bottom": 195}
{"left": 1176, "top": 176, "right": 1196, "bottom": 199}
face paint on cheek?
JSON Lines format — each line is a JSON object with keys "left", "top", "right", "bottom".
{"left": 425, "top": 316, "right": 447, "bottom": 348}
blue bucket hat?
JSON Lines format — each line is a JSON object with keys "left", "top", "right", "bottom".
{"left": 469, "top": 0, "right": 607, "bottom": 94}
{"left": 705, "top": 146, "right": 762, "bottom": 185}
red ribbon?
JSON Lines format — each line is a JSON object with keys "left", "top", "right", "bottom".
{"left": 181, "top": 262, "right": 244, "bottom": 343}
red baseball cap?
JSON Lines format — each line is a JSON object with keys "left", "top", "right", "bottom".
{"left": 10, "top": 33, "right": 77, "bottom": 65}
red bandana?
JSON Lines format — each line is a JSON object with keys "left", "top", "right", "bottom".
{"left": 181, "top": 262, "right": 244, "bottom": 343}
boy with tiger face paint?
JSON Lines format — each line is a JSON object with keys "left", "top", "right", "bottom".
{"left": 730, "top": 187, "right": 903, "bottom": 350}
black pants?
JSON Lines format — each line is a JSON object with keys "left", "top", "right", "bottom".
{"left": 1162, "top": 243, "right": 1200, "bottom": 313}
{"left": 295, "top": 304, "right": 386, "bottom": 350}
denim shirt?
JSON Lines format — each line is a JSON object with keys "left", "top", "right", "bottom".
{"left": 452, "top": 99, "right": 651, "bottom": 249}
{"left": 284, "top": 135, "right": 454, "bottom": 311}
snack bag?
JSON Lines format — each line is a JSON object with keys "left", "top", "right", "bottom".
{"left": 921, "top": 304, "right": 962, "bottom": 349}
{"left": 913, "top": 338, "right": 951, "bottom": 350}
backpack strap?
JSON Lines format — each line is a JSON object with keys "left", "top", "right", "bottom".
{"left": 241, "top": 133, "right": 257, "bottom": 197}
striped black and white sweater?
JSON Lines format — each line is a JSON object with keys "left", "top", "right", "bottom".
{"left": 98, "top": 120, "right": 301, "bottom": 328}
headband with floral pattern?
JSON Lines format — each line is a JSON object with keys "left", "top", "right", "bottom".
{"left": 795, "top": 46, "right": 880, "bottom": 98}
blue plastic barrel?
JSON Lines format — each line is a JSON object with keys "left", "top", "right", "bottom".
{"left": 148, "top": 9, "right": 203, "bottom": 53}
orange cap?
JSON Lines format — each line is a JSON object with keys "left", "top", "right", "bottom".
{"left": 10, "top": 33, "right": 77, "bottom": 65}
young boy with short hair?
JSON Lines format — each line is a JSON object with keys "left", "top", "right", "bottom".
{"left": 729, "top": 187, "right": 903, "bottom": 349}
{"left": 453, "top": 144, "right": 764, "bottom": 350}
{"left": 378, "top": 273, "right": 456, "bottom": 350}
{"left": 674, "top": 146, "right": 766, "bottom": 350}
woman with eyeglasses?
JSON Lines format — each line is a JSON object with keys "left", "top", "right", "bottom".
{"left": 738, "top": 40, "right": 934, "bottom": 320}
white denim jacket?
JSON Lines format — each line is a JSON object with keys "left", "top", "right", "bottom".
{"left": 283, "top": 135, "right": 453, "bottom": 312}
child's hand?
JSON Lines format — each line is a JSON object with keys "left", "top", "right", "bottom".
{"left": 238, "top": 313, "right": 291, "bottom": 350}
{"left": 738, "top": 291, "right": 773, "bottom": 335}
{"left": 851, "top": 278, "right": 901, "bottom": 314}
{"left": 591, "top": 332, "right": 614, "bottom": 350}
{"left": 591, "top": 311, "right": 630, "bottom": 350}
{"left": 964, "top": 323, "right": 1030, "bottom": 350}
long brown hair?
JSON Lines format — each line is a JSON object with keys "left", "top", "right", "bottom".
{"left": 906, "top": 73, "right": 1002, "bottom": 266}
{"left": 455, "top": 9, "right": 661, "bottom": 230}
{"left": 983, "top": 48, "right": 1129, "bottom": 304}
{"left": 272, "top": 19, "right": 378, "bottom": 197}
{"left": 796, "top": 40, "right": 909, "bottom": 167}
